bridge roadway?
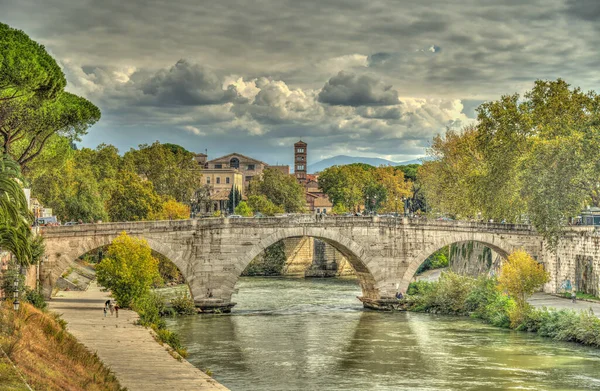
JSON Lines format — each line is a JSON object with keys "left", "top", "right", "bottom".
{"left": 40, "top": 216, "right": 599, "bottom": 311}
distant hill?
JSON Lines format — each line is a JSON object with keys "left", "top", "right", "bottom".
{"left": 307, "top": 155, "right": 426, "bottom": 173}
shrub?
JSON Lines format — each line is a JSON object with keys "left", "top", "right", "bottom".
{"left": 132, "top": 292, "right": 167, "bottom": 329}
{"left": 405, "top": 272, "right": 475, "bottom": 314}
{"left": 498, "top": 249, "right": 549, "bottom": 327}
{"left": 171, "top": 292, "right": 196, "bottom": 315}
{"left": 416, "top": 247, "right": 449, "bottom": 274}
{"left": 24, "top": 288, "right": 47, "bottom": 310}
{"left": 96, "top": 232, "right": 161, "bottom": 307}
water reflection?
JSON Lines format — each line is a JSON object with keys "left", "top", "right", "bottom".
{"left": 165, "top": 278, "right": 600, "bottom": 391}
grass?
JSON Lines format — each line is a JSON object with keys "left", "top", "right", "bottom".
{"left": 0, "top": 356, "right": 31, "bottom": 391}
{"left": 558, "top": 291, "right": 600, "bottom": 302}
{"left": 0, "top": 301, "right": 125, "bottom": 391}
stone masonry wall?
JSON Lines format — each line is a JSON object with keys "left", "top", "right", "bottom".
{"left": 546, "top": 228, "right": 600, "bottom": 297}
{"left": 449, "top": 241, "right": 502, "bottom": 277}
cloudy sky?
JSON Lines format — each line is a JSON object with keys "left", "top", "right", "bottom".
{"left": 2, "top": 0, "right": 599, "bottom": 166}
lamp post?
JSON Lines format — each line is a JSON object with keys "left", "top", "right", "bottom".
{"left": 13, "top": 280, "right": 19, "bottom": 311}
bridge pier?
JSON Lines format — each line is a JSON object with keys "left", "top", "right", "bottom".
{"left": 194, "top": 298, "right": 236, "bottom": 313}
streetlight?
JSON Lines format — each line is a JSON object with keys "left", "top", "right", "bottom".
{"left": 13, "top": 280, "right": 19, "bottom": 311}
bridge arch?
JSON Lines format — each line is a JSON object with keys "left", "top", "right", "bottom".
{"left": 42, "top": 234, "right": 190, "bottom": 299}
{"left": 399, "top": 232, "right": 516, "bottom": 293}
{"left": 230, "top": 227, "right": 381, "bottom": 301}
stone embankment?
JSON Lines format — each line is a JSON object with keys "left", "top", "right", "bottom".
{"left": 48, "top": 282, "right": 228, "bottom": 391}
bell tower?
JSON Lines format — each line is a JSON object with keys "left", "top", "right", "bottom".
{"left": 294, "top": 140, "right": 307, "bottom": 182}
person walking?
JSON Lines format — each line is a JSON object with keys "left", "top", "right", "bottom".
{"left": 109, "top": 300, "right": 115, "bottom": 316}
{"left": 103, "top": 306, "right": 107, "bottom": 318}
{"left": 114, "top": 304, "right": 119, "bottom": 318}
{"left": 572, "top": 288, "right": 577, "bottom": 303}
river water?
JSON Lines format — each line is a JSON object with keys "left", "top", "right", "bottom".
{"left": 164, "top": 277, "right": 600, "bottom": 391}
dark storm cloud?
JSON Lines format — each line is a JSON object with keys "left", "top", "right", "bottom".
{"left": 318, "top": 72, "right": 399, "bottom": 106}
{"left": 2, "top": 0, "right": 597, "bottom": 164}
{"left": 140, "top": 60, "right": 246, "bottom": 106}
{"left": 565, "top": 0, "right": 600, "bottom": 21}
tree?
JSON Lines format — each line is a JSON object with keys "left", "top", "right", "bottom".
{"left": 421, "top": 80, "right": 600, "bottom": 242}
{"left": 1, "top": 23, "right": 101, "bottom": 169}
{"left": 152, "top": 198, "right": 190, "bottom": 220}
{"left": 227, "top": 185, "right": 242, "bottom": 214}
{"left": 29, "top": 145, "right": 114, "bottom": 222}
{"left": 0, "top": 155, "right": 41, "bottom": 266}
{"left": 331, "top": 203, "right": 348, "bottom": 215}
{"left": 318, "top": 165, "right": 369, "bottom": 212}
{"left": 372, "top": 166, "right": 413, "bottom": 213}
{"left": 247, "top": 194, "right": 284, "bottom": 216}
{"left": 96, "top": 232, "right": 161, "bottom": 307}
{"left": 235, "top": 201, "right": 253, "bottom": 217}
{"left": 0, "top": 22, "right": 65, "bottom": 103}
{"left": 122, "top": 141, "right": 202, "bottom": 203}
{"left": 247, "top": 168, "right": 305, "bottom": 213}
{"left": 498, "top": 249, "right": 549, "bottom": 326}
{"left": 106, "top": 171, "right": 163, "bottom": 221}
{"left": 418, "top": 125, "right": 484, "bottom": 219}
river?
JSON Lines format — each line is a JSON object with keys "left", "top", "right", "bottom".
{"left": 164, "top": 277, "right": 600, "bottom": 391}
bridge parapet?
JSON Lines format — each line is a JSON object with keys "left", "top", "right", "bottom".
{"left": 40, "top": 216, "right": 537, "bottom": 238}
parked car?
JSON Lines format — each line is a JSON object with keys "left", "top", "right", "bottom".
{"left": 63, "top": 221, "right": 79, "bottom": 226}
{"left": 228, "top": 215, "right": 243, "bottom": 219}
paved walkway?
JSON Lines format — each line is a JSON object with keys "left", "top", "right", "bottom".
{"left": 48, "top": 282, "right": 228, "bottom": 391}
{"left": 529, "top": 293, "right": 600, "bottom": 316}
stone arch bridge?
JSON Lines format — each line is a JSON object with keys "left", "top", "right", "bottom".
{"left": 40, "top": 216, "right": 591, "bottom": 311}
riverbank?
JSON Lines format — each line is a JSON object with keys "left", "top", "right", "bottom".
{"left": 0, "top": 300, "right": 123, "bottom": 391}
{"left": 48, "top": 281, "right": 228, "bottom": 391}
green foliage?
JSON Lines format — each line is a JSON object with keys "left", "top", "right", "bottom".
{"left": 234, "top": 201, "right": 253, "bottom": 217}
{"left": 132, "top": 291, "right": 188, "bottom": 357}
{"left": 227, "top": 185, "right": 242, "bottom": 214}
{"left": 416, "top": 247, "right": 449, "bottom": 274}
{"left": 156, "top": 254, "right": 183, "bottom": 286}
{"left": 395, "top": 164, "right": 419, "bottom": 182}
{"left": 122, "top": 141, "right": 202, "bottom": 203}
{"left": 331, "top": 203, "right": 348, "bottom": 215}
{"left": 0, "top": 156, "right": 41, "bottom": 266}
{"left": 170, "top": 292, "right": 196, "bottom": 315}
{"left": 498, "top": 249, "right": 549, "bottom": 326}
{"left": 242, "top": 240, "right": 286, "bottom": 276}
{"left": 0, "top": 262, "right": 25, "bottom": 297}
{"left": 0, "top": 22, "right": 66, "bottom": 102}
{"left": 319, "top": 164, "right": 412, "bottom": 213}
{"left": 132, "top": 292, "right": 167, "bottom": 329}
{"left": 420, "top": 79, "right": 600, "bottom": 242}
{"left": 24, "top": 288, "right": 47, "bottom": 310}
{"left": 247, "top": 194, "right": 284, "bottom": 216}
{"left": 106, "top": 171, "right": 163, "bottom": 222}
{"left": 520, "top": 308, "right": 600, "bottom": 347}
{"left": 248, "top": 168, "right": 305, "bottom": 213}
{"left": 406, "top": 280, "right": 436, "bottom": 296}
{"left": 96, "top": 232, "right": 162, "bottom": 307}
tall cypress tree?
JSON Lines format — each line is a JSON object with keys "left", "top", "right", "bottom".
{"left": 228, "top": 185, "right": 242, "bottom": 214}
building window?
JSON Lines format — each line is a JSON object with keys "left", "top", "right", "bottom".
{"left": 245, "top": 176, "right": 253, "bottom": 182}
{"left": 216, "top": 177, "right": 221, "bottom": 184}
{"left": 247, "top": 164, "right": 255, "bottom": 170}
{"left": 230, "top": 157, "right": 240, "bottom": 169}
{"left": 214, "top": 164, "right": 222, "bottom": 169}
{"left": 297, "top": 148, "right": 304, "bottom": 153}
{"left": 226, "top": 177, "right": 230, "bottom": 184}
{"left": 323, "top": 208, "right": 327, "bottom": 214}
{"left": 317, "top": 208, "right": 320, "bottom": 213}
{"left": 297, "top": 165, "right": 304, "bottom": 171}
{"left": 296, "top": 156, "right": 304, "bottom": 161}
{"left": 207, "top": 177, "right": 210, "bottom": 184}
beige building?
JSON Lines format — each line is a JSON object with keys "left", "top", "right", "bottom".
{"left": 201, "top": 168, "right": 243, "bottom": 212}
{"left": 205, "top": 153, "right": 269, "bottom": 189}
